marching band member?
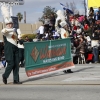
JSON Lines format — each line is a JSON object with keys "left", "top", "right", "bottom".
{"left": 1, "top": 5, "right": 22, "bottom": 84}
{"left": 60, "top": 21, "right": 73, "bottom": 73}
{"left": 55, "top": 10, "right": 73, "bottom": 73}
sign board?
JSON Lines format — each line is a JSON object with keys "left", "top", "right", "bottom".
{"left": 11, "top": 16, "right": 19, "bottom": 29}
{"left": 87, "top": 0, "right": 100, "bottom": 9}
{"left": 24, "top": 38, "right": 75, "bottom": 78}
{"left": 0, "top": 0, "right": 24, "bottom": 5}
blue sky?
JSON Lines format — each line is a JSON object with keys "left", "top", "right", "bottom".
{"left": 0, "top": 0, "right": 85, "bottom": 23}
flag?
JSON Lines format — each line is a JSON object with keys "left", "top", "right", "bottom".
{"left": 60, "top": 3, "right": 74, "bottom": 14}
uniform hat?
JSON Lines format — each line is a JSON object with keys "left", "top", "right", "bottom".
{"left": 56, "top": 10, "right": 65, "bottom": 21}
{"left": 1, "top": 5, "right": 13, "bottom": 24}
{"left": 5, "top": 17, "right": 13, "bottom": 24}
{"left": 60, "top": 21, "right": 67, "bottom": 27}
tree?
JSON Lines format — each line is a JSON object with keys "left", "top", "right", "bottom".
{"left": 39, "top": 6, "right": 57, "bottom": 23}
{"left": 66, "top": 2, "right": 69, "bottom": 9}
{"left": 66, "top": 1, "right": 79, "bottom": 14}
{"left": 70, "top": 1, "right": 77, "bottom": 13}
{"left": 16, "top": 12, "right": 23, "bottom": 22}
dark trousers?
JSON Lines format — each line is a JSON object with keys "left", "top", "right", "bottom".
{"left": 19, "top": 48, "right": 24, "bottom": 67}
{"left": 93, "top": 47, "right": 99, "bottom": 62}
{"left": 3, "top": 41, "right": 19, "bottom": 81}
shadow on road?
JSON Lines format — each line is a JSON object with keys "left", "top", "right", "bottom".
{"left": 22, "top": 72, "right": 66, "bottom": 83}
{"left": 73, "top": 66, "right": 94, "bottom": 72}
{"left": 22, "top": 66, "right": 94, "bottom": 83}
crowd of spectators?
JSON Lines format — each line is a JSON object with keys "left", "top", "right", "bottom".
{"left": 37, "top": 7, "right": 100, "bottom": 64}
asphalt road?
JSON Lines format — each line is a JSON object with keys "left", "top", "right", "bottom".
{"left": 0, "top": 64, "right": 100, "bottom": 100}
{"left": 0, "top": 85, "right": 100, "bottom": 100}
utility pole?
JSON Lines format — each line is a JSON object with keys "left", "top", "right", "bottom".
{"left": 24, "top": 11, "right": 26, "bottom": 23}
{"left": 83, "top": 0, "right": 87, "bottom": 15}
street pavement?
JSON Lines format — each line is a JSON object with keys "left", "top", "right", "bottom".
{"left": 0, "top": 64, "right": 100, "bottom": 100}
{"left": 0, "top": 85, "right": 100, "bottom": 100}
{"left": 0, "top": 63, "right": 100, "bottom": 85}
